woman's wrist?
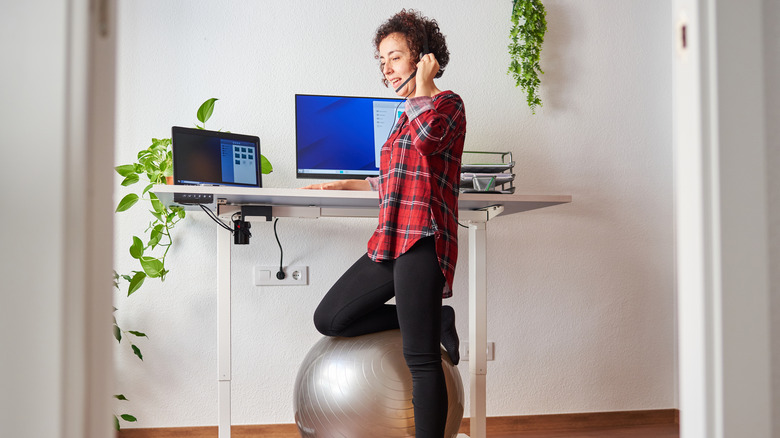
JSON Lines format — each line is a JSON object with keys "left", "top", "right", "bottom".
{"left": 347, "top": 179, "right": 371, "bottom": 190}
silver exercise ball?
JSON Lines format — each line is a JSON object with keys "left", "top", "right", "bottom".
{"left": 294, "top": 329, "right": 464, "bottom": 438}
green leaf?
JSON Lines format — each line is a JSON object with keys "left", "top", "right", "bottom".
{"left": 140, "top": 256, "right": 164, "bottom": 278}
{"left": 129, "top": 236, "right": 144, "bottom": 259}
{"left": 197, "top": 98, "right": 219, "bottom": 124}
{"left": 142, "top": 183, "right": 154, "bottom": 195}
{"left": 150, "top": 193, "right": 165, "bottom": 214}
{"left": 114, "top": 415, "right": 120, "bottom": 431}
{"left": 127, "top": 271, "right": 146, "bottom": 296}
{"left": 121, "top": 173, "right": 140, "bottom": 186}
{"left": 113, "top": 324, "right": 121, "bottom": 343}
{"left": 260, "top": 154, "right": 273, "bottom": 174}
{"left": 152, "top": 137, "right": 171, "bottom": 148}
{"left": 115, "top": 164, "right": 136, "bottom": 177}
{"left": 149, "top": 224, "right": 164, "bottom": 248}
{"left": 116, "top": 193, "right": 139, "bottom": 212}
{"left": 149, "top": 210, "right": 164, "bottom": 223}
{"left": 114, "top": 394, "right": 128, "bottom": 401}
{"left": 147, "top": 170, "right": 162, "bottom": 184}
{"left": 131, "top": 345, "right": 143, "bottom": 361}
{"left": 128, "top": 330, "right": 148, "bottom": 338}
{"left": 121, "top": 413, "right": 138, "bottom": 422}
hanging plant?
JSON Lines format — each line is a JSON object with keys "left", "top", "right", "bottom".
{"left": 507, "top": 0, "right": 547, "bottom": 114}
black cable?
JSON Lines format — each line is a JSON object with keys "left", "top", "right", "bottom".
{"left": 199, "top": 204, "right": 233, "bottom": 233}
{"left": 386, "top": 86, "right": 416, "bottom": 140}
{"left": 273, "top": 218, "right": 285, "bottom": 279}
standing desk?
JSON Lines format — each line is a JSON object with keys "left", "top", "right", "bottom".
{"left": 154, "top": 185, "right": 571, "bottom": 438}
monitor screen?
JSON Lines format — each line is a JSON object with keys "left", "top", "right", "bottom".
{"left": 172, "top": 126, "right": 261, "bottom": 188}
{"left": 295, "top": 94, "right": 404, "bottom": 179}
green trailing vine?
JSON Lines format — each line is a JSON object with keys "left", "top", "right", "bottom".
{"left": 508, "top": 0, "right": 547, "bottom": 113}
{"left": 111, "top": 98, "right": 273, "bottom": 429}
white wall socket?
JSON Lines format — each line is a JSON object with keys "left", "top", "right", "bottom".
{"left": 254, "top": 265, "right": 308, "bottom": 286}
{"left": 461, "top": 341, "right": 495, "bottom": 361}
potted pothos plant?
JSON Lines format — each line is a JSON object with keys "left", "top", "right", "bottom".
{"left": 111, "top": 98, "right": 273, "bottom": 429}
{"left": 508, "top": 0, "right": 547, "bottom": 113}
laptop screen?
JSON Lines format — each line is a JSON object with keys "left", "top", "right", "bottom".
{"left": 172, "top": 126, "right": 261, "bottom": 188}
{"left": 295, "top": 94, "right": 404, "bottom": 179}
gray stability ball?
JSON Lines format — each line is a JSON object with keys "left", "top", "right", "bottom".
{"left": 294, "top": 329, "right": 465, "bottom": 437}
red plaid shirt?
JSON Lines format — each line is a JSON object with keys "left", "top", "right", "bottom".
{"left": 366, "top": 91, "right": 466, "bottom": 298}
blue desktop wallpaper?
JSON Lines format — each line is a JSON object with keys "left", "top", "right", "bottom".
{"left": 295, "top": 94, "right": 402, "bottom": 177}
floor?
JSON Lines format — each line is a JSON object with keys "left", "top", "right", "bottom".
{"left": 485, "top": 424, "right": 679, "bottom": 438}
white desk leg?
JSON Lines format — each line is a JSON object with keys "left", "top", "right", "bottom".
{"left": 217, "top": 227, "right": 232, "bottom": 438}
{"left": 468, "top": 221, "right": 488, "bottom": 438}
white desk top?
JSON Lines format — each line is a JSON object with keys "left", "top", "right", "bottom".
{"left": 152, "top": 185, "right": 571, "bottom": 216}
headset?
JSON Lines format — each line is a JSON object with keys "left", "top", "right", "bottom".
{"left": 394, "top": 24, "right": 430, "bottom": 93}
{"left": 387, "top": 24, "right": 431, "bottom": 139}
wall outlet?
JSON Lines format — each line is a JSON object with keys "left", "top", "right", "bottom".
{"left": 461, "top": 341, "right": 495, "bottom": 361}
{"left": 254, "top": 265, "right": 308, "bottom": 286}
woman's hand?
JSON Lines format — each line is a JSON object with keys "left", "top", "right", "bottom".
{"left": 301, "top": 179, "right": 371, "bottom": 190}
{"left": 415, "top": 53, "right": 441, "bottom": 97}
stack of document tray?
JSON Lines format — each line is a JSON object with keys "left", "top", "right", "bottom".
{"left": 460, "top": 151, "right": 516, "bottom": 194}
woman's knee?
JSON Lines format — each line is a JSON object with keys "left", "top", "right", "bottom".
{"left": 313, "top": 304, "right": 339, "bottom": 336}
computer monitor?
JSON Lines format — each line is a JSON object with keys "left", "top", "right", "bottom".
{"left": 295, "top": 94, "right": 404, "bottom": 179}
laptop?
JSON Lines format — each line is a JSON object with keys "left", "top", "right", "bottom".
{"left": 171, "top": 126, "right": 262, "bottom": 203}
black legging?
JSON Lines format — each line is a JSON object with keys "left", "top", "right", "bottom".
{"left": 313, "top": 236, "right": 447, "bottom": 437}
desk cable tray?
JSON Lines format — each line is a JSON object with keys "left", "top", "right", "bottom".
{"left": 460, "top": 151, "right": 516, "bottom": 194}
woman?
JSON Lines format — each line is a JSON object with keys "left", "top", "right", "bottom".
{"left": 303, "top": 9, "right": 466, "bottom": 437}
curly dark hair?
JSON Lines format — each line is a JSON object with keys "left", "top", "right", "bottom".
{"left": 373, "top": 9, "right": 450, "bottom": 88}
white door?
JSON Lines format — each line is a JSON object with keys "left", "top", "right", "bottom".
{"left": 0, "top": 0, "right": 116, "bottom": 437}
{"left": 672, "top": 0, "right": 772, "bottom": 437}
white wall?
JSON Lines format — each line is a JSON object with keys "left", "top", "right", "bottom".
{"left": 114, "top": 0, "right": 675, "bottom": 427}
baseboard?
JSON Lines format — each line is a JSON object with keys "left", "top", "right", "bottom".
{"left": 118, "top": 424, "right": 298, "bottom": 438}
{"left": 118, "top": 409, "right": 679, "bottom": 437}
{"left": 458, "top": 409, "right": 679, "bottom": 433}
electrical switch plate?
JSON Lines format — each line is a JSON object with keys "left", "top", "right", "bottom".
{"left": 461, "top": 341, "right": 495, "bottom": 361}
{"left": 254, "top": 265, "right": 308, "bottom": 286}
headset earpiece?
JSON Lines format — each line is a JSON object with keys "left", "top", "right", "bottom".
{"left": 420, "top": 24, "right": 430, "bottom": 59}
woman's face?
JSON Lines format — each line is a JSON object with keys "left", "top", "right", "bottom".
{"left": 378, "top": 32, "right": 417, "bottom": 97}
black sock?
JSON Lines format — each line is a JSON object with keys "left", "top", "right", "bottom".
{"left": 440, "top": 305, "right": 460, "bottom": 365}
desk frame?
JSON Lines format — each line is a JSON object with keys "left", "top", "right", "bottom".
{"left": 154, "top": 186, "right": 570, "bottom": 438}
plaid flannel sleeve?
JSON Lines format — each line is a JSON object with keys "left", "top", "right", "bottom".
{"left": 405, "top": 94, "right": 464, "bottom": 156}
{"left": 365, "top": 176, "right": 379, "bottom": 191}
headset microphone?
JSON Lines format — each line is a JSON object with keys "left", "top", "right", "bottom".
{"left": 394, "top": 71, "right": 417, "bottom": 93}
